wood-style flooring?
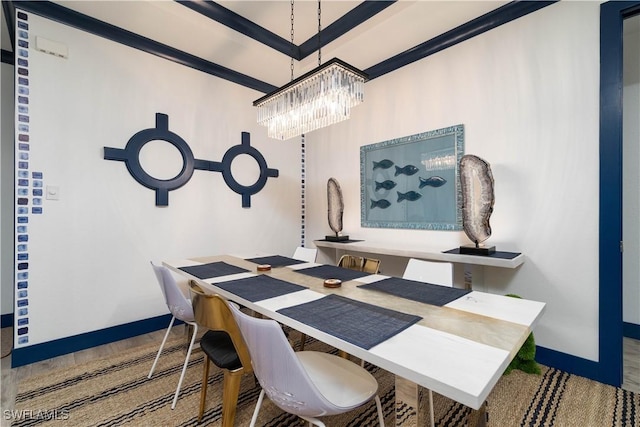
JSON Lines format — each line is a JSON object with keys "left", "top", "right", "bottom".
{"left": 1, "top": 328, "right": 639, "bottom": 427}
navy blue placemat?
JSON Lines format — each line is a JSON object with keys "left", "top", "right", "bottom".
{"left": 295, "top": 265, "right": 370, "bottom": 281}
{"left": 315, "top": 239, "right": 364, "bottom": 244}
{"left": 179, "top": 262, "right": 249, "bottom": 279}
{"left": 358, "top": 277, "right": 470, "bottom": 306}
{"left": 215, "top": 275, "right": 307, "bottom": 302}
{"left": 276, "top": 294, "right": 421, "bottom": 349}
{"left": 443, "top": 248, "right": 521, "bottom": 259}
{"left": 246, "top": 255, "right": 306, "bottom": 267}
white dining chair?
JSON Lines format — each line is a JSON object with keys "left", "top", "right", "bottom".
{"left": 228, "top": 300, "right": 385, "bottom": 427}
{"left": 292, "top": 246, "right": 318, "bottom": 263}
{"left": 402, "top": 258, "right": 454, "bottom": 427}
{"left": 148, "top": 262, "right": 199, "bottom": 410}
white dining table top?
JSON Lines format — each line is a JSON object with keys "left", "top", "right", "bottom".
{"left": 164, "top": 254, "right": 545, "bottom": 410}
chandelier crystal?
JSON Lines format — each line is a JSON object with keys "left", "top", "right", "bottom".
{"left": 253, "top": 58, "right": 367, "bottom": 140}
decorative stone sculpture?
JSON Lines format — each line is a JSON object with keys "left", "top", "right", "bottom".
{"left": 459, "top": 154, "right": 495, "bottom": 255}
{"left": 326, "top": 177, "right": 349, "bottom": 241}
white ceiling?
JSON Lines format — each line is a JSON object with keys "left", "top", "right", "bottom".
{"left": 3, "top": 1, "right": 515, "bottom": 90}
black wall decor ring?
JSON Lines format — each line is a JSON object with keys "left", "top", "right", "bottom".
{"left": 104, "top": 113, "right": 278, "bottom": 207}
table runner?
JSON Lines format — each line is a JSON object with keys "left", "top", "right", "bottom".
{"left": 245, "top": 255, "right": 306, "bottom": 267}
{"left": 214, "top": 275, "right": 307, "bottom": 302}
{"left": 179, "top": 262, "right": 249, "bottom": 280}
{"left": 295, "top": 264, "right": 370, "bottom": 281}
{"left": 443, "top": 248, "right": 521, "bottom": 259}
{"left": 276, "top": 294, "right": 421, "bottom": 349}
{"left": 357, "top": 277, "right": 471, "bottom": 306}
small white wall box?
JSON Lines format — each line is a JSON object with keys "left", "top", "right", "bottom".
{"left": 35, "top": 36, "right": 68, "bottom": 59}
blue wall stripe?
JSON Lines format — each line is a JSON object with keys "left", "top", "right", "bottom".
{"left": 365, "top": 1, "right": 556, "bottom": 80}
{"left": 623, "top": 322, "right": 640, "bottom": 340}
{"left": 11, "top": 314, "right": 176, "bottom": 367}
{"left": 1, "top": 313, "right": 14, "bottom": 329}
{"left": 2, "top": 1, "right": 15, "bottom": 51}
{"left": 535, "top": 346, "right": 601, "bottom": 380}
{"left": 1, "top": 48, "right": 14, "bottom": 65}
{"left": 11, "top": 1, "right": 277, "bottom": 94}
{"left": 598, "top": 0, "right": 640, "bottom": 387}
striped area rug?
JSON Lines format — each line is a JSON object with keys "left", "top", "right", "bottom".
{"left": 11, "top": 334, "right": 640, "bottom": 426}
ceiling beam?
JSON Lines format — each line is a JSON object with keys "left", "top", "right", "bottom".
{"left": 10, "top": 0, "right": 278, "bottom": 93}
{"left": 365, "top": 0, "right": 558, "bottom": 80}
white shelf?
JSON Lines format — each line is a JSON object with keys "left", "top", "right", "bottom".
{"left": 313, "top": 239, "right": 524, "bottom": 269}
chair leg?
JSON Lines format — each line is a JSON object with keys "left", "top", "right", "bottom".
{"left": 221, "top": 370, "right": 243, "bottom": 427}
{"left": 299, "top": 333, "right": 307, "bottom": 351}
{"left": 374, "top": 395, "right": 385, "bottom": 427}
{"left": 429, "top": 390, "right": 435, "bottom": 427}
{"left": 171, "top": 323, "right": 198, "bottom": 410}
{"left": 300, "top": 416, "right": 326, "bottom": 427}
{"left": 198, "top": 356, "right": 211, "bottom": 422}
{"left": 148, "top": 316, "right": 176, "bottom": 379}
{"left": 249, "top": 389, "right": 266, "bottom": 427}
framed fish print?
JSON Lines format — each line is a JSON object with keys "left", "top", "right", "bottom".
{"left": 360, "top": 124, "right": 464, "bottom": 230}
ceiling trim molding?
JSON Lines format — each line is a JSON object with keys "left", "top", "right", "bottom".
{"left": 178, "top": 1, "right": 395, "bottom": 62}
{"left": 365, "top": 0, "right": 557, "bottom": 80}
{"left": 177, "top": 1, "right": 301, "bottom": 60}
{"left": 10, "top": 0, "right": 278, "bottom": 93}
{"left": 5, "top": 0, "right": 557, "bottom": 93}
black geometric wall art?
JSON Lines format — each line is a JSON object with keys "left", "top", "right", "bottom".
{"left": 104, "top": 113, "right": 278, "bottom": 207}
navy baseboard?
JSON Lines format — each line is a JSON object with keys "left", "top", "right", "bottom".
{"left": 623, "top": 322, "right": 640, "bottom": 340}
{"left": 11, "top": 314, "right": 176, "bottom": 368}
{"left": 1, "top": 313, "right": 14, "bottom": 328}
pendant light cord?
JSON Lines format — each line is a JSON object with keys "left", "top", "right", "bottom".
{"left": 290, "top": 0, "right": 295, "bottom": 81}
{"left": 317, "top": 0, "right": 321, "bottom": 66}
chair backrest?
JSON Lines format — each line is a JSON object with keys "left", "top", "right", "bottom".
{"left": 403, "top": 258, "right": 453, "bottom": 287}
{"left": 228, "top": 302, "right": 340, "bottom": 417}
{"left": 150, "top": 261, "right": 195, "bottom": 322}
{"left": 362, "top": 257, "right": 381, "bottom": 274}
{"left": 338, "top": 254, "right": 364, "bottom": 271}
{"left": 293, "top": 246, "right": 318, "bottom": 263}
{"left": 189, "top": 282, "right": 252, "bottom": 373}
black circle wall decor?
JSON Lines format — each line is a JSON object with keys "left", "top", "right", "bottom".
{"left": 103, "top": 113, "right": 278, "bottom": 207}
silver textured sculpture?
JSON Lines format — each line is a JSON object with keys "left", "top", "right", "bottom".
{"left": 326, "top": 177, "right": 349, "bottom": 241}
{"left": 459, "top": 154, "right": 495, "bottom": 254}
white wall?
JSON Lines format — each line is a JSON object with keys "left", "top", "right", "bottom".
{"left": 1, "top": 61, "right": 15, "bottom": 319}
{"left": 13, "top": 13, "right": 301, "bottom": 348}
{"left": 306, "top": 1, "right": 601, "bottom": 361}
{"left": 623, "top": 14, "right": 640, "bottom": 327}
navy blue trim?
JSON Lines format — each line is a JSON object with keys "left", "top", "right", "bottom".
{"left": 2, "top": 1, "right": 15, "bottom": 52}
{"left": 1, "top": 49, "right": 14, "bottom": 65}
{"left": 11, "top": 0, "right": 277, "bottom": 94}
{"left": 1, "top": 313, "right": 14, "bottom": 329}
{"left": 624, "top": 322, "right": 640, "bottom": 340}
{"left": 177, "top": 1, "right": 300, "bottom": 60}
{"left": 365, "top": 1, "right": 556, "bottom": 80}
{"left": 535, "top": 345, "right": 600, "bottom": 380}
{"left": 297, "top": 1, "right": 396, "bottom": 60}
{"left": 599, "top": 0, "right": 640, "bottom": 388}
{"left": 11, "top": 313, "right": 176, "bottom": 367}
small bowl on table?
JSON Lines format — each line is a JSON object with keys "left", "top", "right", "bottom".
{"left": 323, "top": 278, "right": 342, "bottom": 288}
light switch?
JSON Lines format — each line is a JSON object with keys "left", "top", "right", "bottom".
{"left": 46, "top": 185, "right": 60, "bottom": 200}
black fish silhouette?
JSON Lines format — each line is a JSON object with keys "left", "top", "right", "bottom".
{"left": 394, "top": 165, "right": 419, "bottom": 176}
{"left": 419, "top": 176, "right": 447, "bottom": 189}
{"left": 375, "top": 180, "right": 397, "bottom": 191}
{"left": 397, "top": 191, "right": 422, "bottom": 202}
{"left": 373, "top": 159, "right": 394, "bottom": 170}
{"left": 370, "top": 199, "right": 391, "bottom": 209}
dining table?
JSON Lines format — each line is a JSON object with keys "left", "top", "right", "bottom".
{"left": 164, "top": 254, "right": 546, "bottom": 427}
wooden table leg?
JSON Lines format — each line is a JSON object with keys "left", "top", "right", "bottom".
{"left": 467, "top": 401, "right": 488, "bottom": 427}
{"left": 395, "top": 376, "right": 431, "bottom": 426}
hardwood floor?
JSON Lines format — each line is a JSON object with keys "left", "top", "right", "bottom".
{"left": 1, "top": 328, "right": 639, "bottom": 427}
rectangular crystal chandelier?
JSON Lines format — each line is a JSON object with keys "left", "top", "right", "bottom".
{"left": 253, "top": 58, "right": 368, "bottom": 140}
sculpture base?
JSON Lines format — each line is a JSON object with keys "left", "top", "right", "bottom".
{"left": 325, "top": 235, "right": 350, "bottom": 242}
{"left": 459, "top": 244, "right": 496, "bottom": 256}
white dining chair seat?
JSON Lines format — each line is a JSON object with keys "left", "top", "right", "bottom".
{"left": 297, "top": 351, "right": 378, "bottom": 409}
